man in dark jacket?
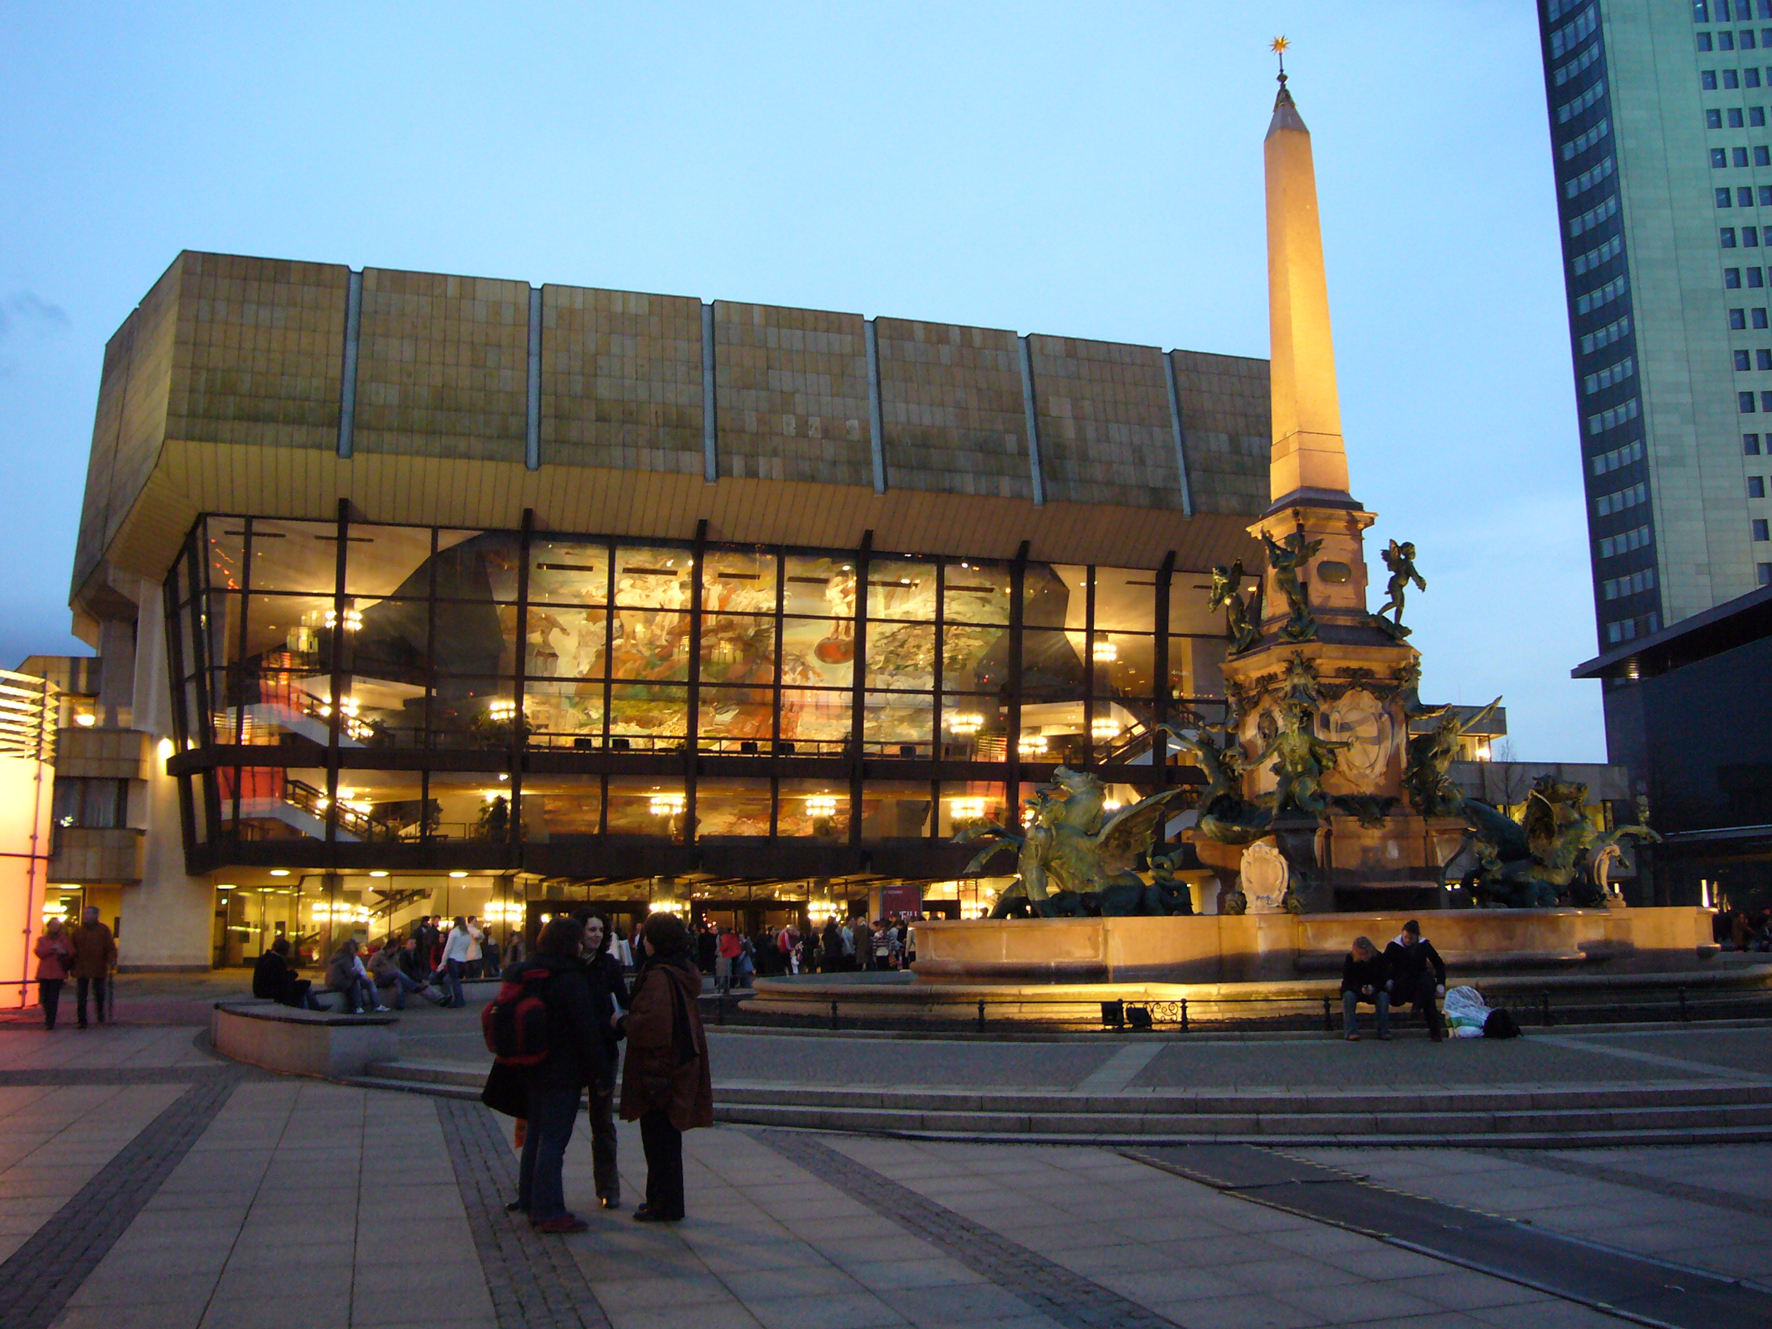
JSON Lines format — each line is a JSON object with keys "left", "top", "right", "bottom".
{"left": 1340, "top": 935, "right": 1391, "bottom": 1041}
{"left": 1384, "top": 920, "right": 1448, "bottom": 1041}
{"left": 514, "top": 916, "right": 608, "bottom": 1234}
{"left": 252, "top": 938, "right": 323, "bottom": 1009}
{"left": 68, "top": 907, "right": 118, "bottom": 1029}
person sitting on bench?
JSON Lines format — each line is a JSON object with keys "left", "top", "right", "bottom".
{"left": 1340, "top": 936, "right": 1391, "bottom": 1041}
{"left": 1384, "top": 919, "right": 1448, "bottom": 1042}
{"left": 252, "top": 938, "right": 324, "bottom": 1010}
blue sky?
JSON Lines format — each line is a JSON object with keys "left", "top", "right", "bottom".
{"left": 0, "top": 2, "right": 1602, "bottom": 759}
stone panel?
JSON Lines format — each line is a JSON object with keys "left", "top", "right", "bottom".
{"left": 353, "top": 268, "right": 529, "bottom": 461}
{"left": 1027, "top": 334, "right": 1183, "bottom": 509}
{"left": 166, "top": 253, "right": 347, "bottom": 451}
{"left": 1170, "top": 350, "right": 1270, "bottom": 516}
{"left": 541, "top": 285, "right": 703, "bottom": 474}
{"left": 875, "top": 318, "right": 1031, "bottom": 499}
{"left": 713, "top": 301, "right": 872, "bottom": 486}
{"left": 73, "top": 254, "right": 184, "bottom": 592}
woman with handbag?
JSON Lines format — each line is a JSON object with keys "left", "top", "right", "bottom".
{"left": 617, "top": 912, "right": 713, "bottom": 1223}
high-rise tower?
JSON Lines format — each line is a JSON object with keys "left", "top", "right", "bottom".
{"left": 1537, "top": 1, "right": 1772, "bottom": 654}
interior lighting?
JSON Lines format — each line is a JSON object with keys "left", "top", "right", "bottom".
{"left": 487, "top": 699, "right": 517, "bottom": 722}
{"left": 157, "top": 737, "right": 175, "bottom": 763}
{"left": 946, "top": 711, "right": 983, "bottom": 736}
{"left": 368, "top": 871, "right": 389, "bottom": 879}
{"left": 1474, "top": 744, "right": 1493, "bottom": 762}
{"left": 269, "top": 869, "right": 290, "bottom": 878}
{"left": 1017, "top": 734, "right": 1047, "bottom": 758}
{"left": 1102, "top": 799, "right": 1124, "bottom": 813}
{"left": 449, "top": 871, "right": 469, "bottom": 879}
{"left": 323, "top": 606, "right": 364, "bottom": 631}
{"left": 1091, "top": 718, "right": 1119, "bottom": 742}
{"left": 649, "top": 792, "right": 686, "bottom": 817}
{"left": 950, "top": 796, "right": 986, "bottom": 821}
{"left": 805, "top": 794, "right": 838, "bottom": 818}
{"left": 74, "top": 713, "right": 96, "bottom": 727}
{"left": 498, "top": 772, "right": 510, "bottom": 781}
{"left": 1092, "top": 641, "right": 1118, "bottom": 664}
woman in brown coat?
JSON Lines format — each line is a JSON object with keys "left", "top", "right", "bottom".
{"left": 33, "top": 919, "right": 74, "bottom": 1030}
{"left": 618, "top": 912, "right": 712, "bottom": 1222}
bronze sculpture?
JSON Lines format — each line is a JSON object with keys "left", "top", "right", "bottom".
{"left": 1260, "top": 530, "right": 1324, "bottom": 642}
{"left": 1371, "top": 539, "right": 1424, "bottom": 639}
{"left": 1461, "top": 774, "right": 1661, "bottom": 907}
{"left": 955, "top": 768, "right": 1190, "bottom": 916}
{"left": 1401, "top": 697, "right": 1499, "bottom": 818}
{"left": 1208, "top": 561, "right": 1263, "bottom": 654}
{"left": 1248, "top": 697, "right": 1350, "bottom": 819}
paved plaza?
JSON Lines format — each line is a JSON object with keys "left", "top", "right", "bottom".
{"left": 0, "top": 985, "right": 1769, "bottom": 1328}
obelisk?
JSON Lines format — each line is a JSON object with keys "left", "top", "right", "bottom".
{"left": 1265, "top": 60, "right": 1350, "bottom": 506}
{"left": 1219, "top": 44, "right": 1437, "bottom": 910}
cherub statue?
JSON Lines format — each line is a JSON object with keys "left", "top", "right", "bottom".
{"left": 1280, "top": 651, "right": 1321, "bottom": 708}
{"left": 1249, "top": 698, "right": 1351, "bottom": 819}
{"left": 954, "top": 768, "right": 1191, "bottom": 916}
{"left": 1402, "top": 697, "right": 1500, "bottom": 817}
{"left": 1208, "top": 561, "right": 1262, "bottom": 654}
{"left": 1372, "top": 540, "right": 1425, "bottom": 639}
{"left": 1261, "top": 530, "right": 1324, "bottom": 642}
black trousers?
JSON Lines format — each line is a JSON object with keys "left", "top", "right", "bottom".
{"left": 1403, "top": 979, "right": 1445, "bottom": 1036}
{"left": 75, "top": 976, "right": 108, "bottom": 1027}
{"left": 639, "top": 1110, "right": 684, "bottom": 1219}
{"left": 39, "top": 979, "right": 63, "bottom": 1030}
{"left": 589, "top": 1080, "right": 619, "bottom": 1200}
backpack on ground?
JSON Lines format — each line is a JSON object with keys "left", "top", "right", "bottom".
{"left": 1483, "top": 1007, "right": 1522, "bottom": 1039}
{"left": 481, "top": 965, "right": 553, "bottom": 1066}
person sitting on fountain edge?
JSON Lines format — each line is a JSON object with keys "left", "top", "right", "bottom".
{"left": 1340, "top": 936, "right": 1391, "bottom": 1041}
{"left": 1384, "top": 920, "right": 1448, "bottom": 1042}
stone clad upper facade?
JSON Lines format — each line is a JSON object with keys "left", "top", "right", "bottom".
{"left": 72, "top": 251, "right": 1270, "bottom": 634}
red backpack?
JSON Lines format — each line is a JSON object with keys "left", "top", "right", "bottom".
{"left": 481, "top": 964, "right": 553, "bottom": 1066}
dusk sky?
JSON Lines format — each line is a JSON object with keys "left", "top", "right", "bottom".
{"left": 0, "top": 2, "right": 1602, "bottom": 760}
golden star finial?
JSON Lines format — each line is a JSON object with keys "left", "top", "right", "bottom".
{"left": 1272, "top": 34, "right": 1289, "bottom": 81}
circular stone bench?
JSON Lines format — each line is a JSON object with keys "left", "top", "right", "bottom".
{"left": 211, "top": 1000, "right": 399, "bottom": 1079}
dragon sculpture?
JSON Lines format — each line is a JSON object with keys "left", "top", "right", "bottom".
{"left": 953, "top": 768, "right": 1192, "bottom": 917}
{"left": 1461, "top": 774, "right": 1662, "bottom": 907}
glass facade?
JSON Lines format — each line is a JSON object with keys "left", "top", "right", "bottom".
{"left": 163, "top": 514, "right": 1230, "bottom": 874}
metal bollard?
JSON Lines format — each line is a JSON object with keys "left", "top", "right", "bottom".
{"left": 1540, "top": 991, "right": 1553, "bottom": 1027}
{"left": 1678, "top": 987, "right": 1690, "bottom": 1022}
{"left": 1179, "top": 997, "right": 1189, "bottom": 1034}
{"left": 1323, "top": 997, "right": 1334, "bottom": 1032}
{"left": 830, "top": 999, "right": 839, "bottom": 1031}
{"left": 977, "top": 998, "right": 986, "bottom": 1033}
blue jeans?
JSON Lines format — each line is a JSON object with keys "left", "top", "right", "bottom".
{"left": 518, "top": 1084, "right": 581, "bottom": 1222}
{"left": 378, "top": 971, "right": 428, "bottom": 1010}
{"left": 1343, "top": 989, "right": 1390, "bottom": 1037}
{"left": 444, "top": 959, "right": 466, "bottom": 1007}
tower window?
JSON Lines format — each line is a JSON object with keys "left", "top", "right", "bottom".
{"left": 1736, "top": 350, "right": 1753, "bottom": 370}
{"left": 1741, "top": 392, "right": 1756, "bottom": 412}
{"left": 1736, "top": 146, "right": 1752, "bottom": 166}
{"left": 1728, "top": 268, "right": 1744, "bottom": 288}
{"left": 1731, "top": 307, "right": 1748, "bottom": 328}
{"left": 1759, "top": 563, "right": 1772, "bottom": 584}
{"left": 1750, "top": 476, "right": 1766, "bottom": 497}
{"left": 1731, "top": 107, "right": 1748, "bottom": 126}
{"left": 1724, "top": 227, "right": 1739, "bottom": 247}
{"left": 1754, "top": 308, "right": 1768, "bottom": 327}
{"left": 1758, "top": 349, "right": 1772, "bottom": 367}
{"left": 1750, "top": 67, "right": 1764, "bottom": 84}
{"left": 1715, "top": 148, "right": 1731, "bottom": 168}
{"left": 1701, "top": 31, "right": 1716, "bottom": 50}
{"left": 1711, "top": 108, "right": 1727, "bottom": 128}
{"left": 1727, "top": 69, "right": 1742, "bottom": 87}
{"left": 1753, "top": 106, "right": 1767, "bottom": 124}
{"left": 1704, "top": 71, "right": 1720, "bottom": 89}
{"left": 1747, "top": 433, "right": 1764, "bottom": 453}
{"left": 1747, "top": 226, "right": 1762, "bottom": 245}
{"left": 1754, "top": 519, "right": 1770, "bottom": 539}
{"left": 1720, "top": 188, "right": 1736, "bottom": 208}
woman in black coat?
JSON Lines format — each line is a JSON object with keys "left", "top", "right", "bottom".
{"left": 575, "top": 909, "right": 630, "bottom": 1209}
{"left": 511, "top": 917, "right": 608, "bottom": 1233}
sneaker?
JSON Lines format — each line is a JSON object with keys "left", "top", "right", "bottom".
{"left": 504, "top": 1200, "right": 526, "bottom": 1213}
{"left": 632, "top": 1204, "right": 682, "bottom": 1223}
{"left": 533, "top": 1214, "right": 589, "bottom": 1234}
{"left": 599, "top": 1195, "right": 622, "bottom": 1211}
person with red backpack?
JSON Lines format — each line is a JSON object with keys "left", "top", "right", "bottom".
{"left": 487, "top": 915, "right": 608, "bottom": 1234}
